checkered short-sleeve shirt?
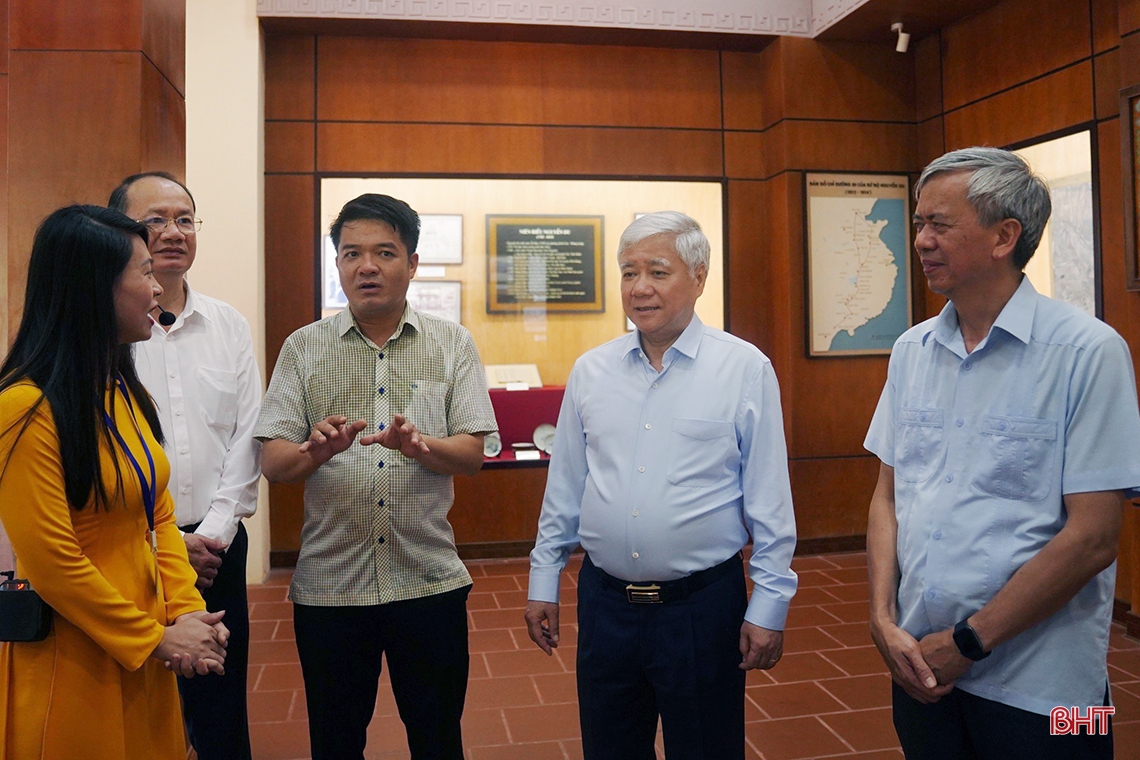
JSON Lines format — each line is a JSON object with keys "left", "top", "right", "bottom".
{"left": 255, "top": 305, "right": 498, "bottom": 606}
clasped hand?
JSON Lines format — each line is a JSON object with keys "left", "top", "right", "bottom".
{"left": 300, "top": 414, "right": 430, "bottom": 462}
{"left": 153, "top": 610, "right": 229, "bottom": 678}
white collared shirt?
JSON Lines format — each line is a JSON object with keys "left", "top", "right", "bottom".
{"left": 134, "top": 283, "right": 262, "bottom": 547}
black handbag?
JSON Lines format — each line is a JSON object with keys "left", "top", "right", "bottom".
{"left": 0, "top": 573, "right": 52, "bottom": 642}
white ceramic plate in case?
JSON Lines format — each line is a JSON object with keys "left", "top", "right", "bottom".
{"left": 533, "top": 423, "right": 556, "bottom": 455}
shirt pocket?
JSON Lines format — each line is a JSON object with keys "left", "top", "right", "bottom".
{"left": 971, "top": 415, "right": 1057, "bottom": 501}
{"left": 894, "top": 408, "right": 944, "bottom": 483}
{"left": 403, "top": 379, "right": 448, "bottom": 440}
{"left": 194, "top": 367, "right": 239, "bottom": 431}
{"left": 666, "top": 418, "right": 738, "bottom": 488}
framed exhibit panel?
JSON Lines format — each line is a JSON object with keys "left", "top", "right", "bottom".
{"left": 407, "top": 280, "right": 462, "bottom": 324}
{"left": 805, "top": 172, "right": 913, "bottom": 357}
{"left": 417, "top": 214, "right": 464, "bottom": 264}
{"left": 1122, "top": 86, "right": 1140, "bottom": 292}
{"left": 318, "top": 177, "right": 724, "bottom": 386}
{"left": 486, "top": 215, "right": 604, "bottom": 314}
{"left": 1014, "top": 130, "right": 1097, "bottom": 316}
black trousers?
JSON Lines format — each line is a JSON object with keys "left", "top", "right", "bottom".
{"left": 293, "top": 584, "right": 472, "bottom": 760}
{"left": 177, "top": 522, "right": 252, "bottom": 760}
{"left": 576, "top": 554, "right": 748, "bottom": 760}
{"left": 892, "top": 681, "right": 1113, "bottom": 760}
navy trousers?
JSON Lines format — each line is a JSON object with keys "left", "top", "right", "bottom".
{"left": 576, "top": 554, "right": 748, "bottom": 760}
{"left": 892, "top": 681, "right": 1113, "bottom": 760}
{"left": 294, "top": 584, "right": 472, "bottom": 760}
{"left": 177, "top": 522, "right": 252, "bottom": 760}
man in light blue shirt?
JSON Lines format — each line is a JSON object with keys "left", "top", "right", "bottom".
{"left": 524, "top": 211, "right": 797, "bottom": 760}
{"left": 865, "top": 147, "right": 1140, "bottom": 760}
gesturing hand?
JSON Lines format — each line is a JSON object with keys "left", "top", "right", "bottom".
{"left": 298, "top": 415, "right": 368, "bottom": 465}
{"left": 360, "top": 414, "right": 430, "bottom": 459}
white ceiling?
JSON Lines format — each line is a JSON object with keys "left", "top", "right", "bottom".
{"left": 255, "top": 0, "right": 876, "bottom": 38}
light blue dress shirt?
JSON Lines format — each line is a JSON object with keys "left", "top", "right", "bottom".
{"left": 865, "top": 277, "right": 1140, "bottom": 715}
{"left": 528, "top": 315, "right": 797, "bottom": 630}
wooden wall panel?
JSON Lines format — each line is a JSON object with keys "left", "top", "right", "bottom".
{"left": 760, "top": 174, "right": 798, "bottom": 405}
{"left": 722, "top": 51, "right": 775, "bottom": 131}
{"left": 264, "top": 172, "right": 316, "bottom": 557}
{"left": 141, "top": 0, "right": 184, "bottom": 94}
{"left": 914, "top": 32, "right": 942, "bottom": 123}
{"left": 789, "top": 457, "right": 879, "bottom": 540}
{"left": 941, "top": 0, "right": 1091, "bottom": 111}
{"left": 8, "top": 52, "right": 143, "bottom": 334}
{"left": 780, "top": 39, "right": 915, "bottom": 123}
{"left": 917, "top": 117, "right": 945, "bottom": 166}
{"left": 318, "top": 38, "right": 721, "bottom": 129}
{"left": 542, "top": 127, "right": 722, "bottom": 177}
{"left": 9, "top": 0, "right": 142, "bottom": 51}
{"left": 943, "top": 62, "right": 1094, "bottom": 150}
{"left": 1122, "top": 31, "right": 1140, "bottom": 85}
{"left": 317, "top": 123, "right": 546, "bottom": 174}
{"left": 140, "top": 59, "right": 185, "bottom": 176}
{"left": 1093, "top": 0, "right": 1120, "bottom": 53}
{"left": 265, "top": 34, "right": 314, "bottom": 121}
{"left": 725, "top": 131, "right": 767, "bottom": 179}
{"left": 265, "top": 121, "right": 315, "bottom": 174}
{"left": 1095, "top": 50, "right": 1121, "bottom": 122}
{"left": 451, "top": 468, "right": 549, "bottom": 545}
{"left": 725, "top": 180, "right": 770, "bottom": 351}
{"left": 1122, "top": 0, "right": 1140, "bottom": 36}
{"left": 778, "top": 120, "right": 916, "bottom": 172}
{"left": 0, "top": 1, "right": 8, "bottom": 74}
{"left": 264, "top": 174, "right": 315, "bottom": 365}
{"left": 789, "top": 358, "right": 887, "bottom": 459}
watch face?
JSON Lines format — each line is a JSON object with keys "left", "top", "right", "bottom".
{"left": 953, "top": 623, "right": 987, "bottom": 661}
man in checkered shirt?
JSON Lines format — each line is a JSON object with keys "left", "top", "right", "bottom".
{"left": 256, "top": 194, "right": 497, "bottom": 760}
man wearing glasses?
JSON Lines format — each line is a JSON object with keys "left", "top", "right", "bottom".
{"left": 110, "top": 172, "right": 262, "bottom": 760}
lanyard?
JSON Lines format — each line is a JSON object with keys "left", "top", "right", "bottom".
{"left": 103, "top": 376, "right": 158, "bottom": 554}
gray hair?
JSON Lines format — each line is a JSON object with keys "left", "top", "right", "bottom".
{"left": 916, "top": 147, "right": 1051, "bottom": 269}
{"left": 617, "top": 211, "right": 710, "bottom": 275}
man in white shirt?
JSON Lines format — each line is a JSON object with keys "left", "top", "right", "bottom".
{"left": 111, "top": 172, "right": 262, "bottom": 760}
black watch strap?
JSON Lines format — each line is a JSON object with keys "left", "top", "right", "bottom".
{"left": 952, "top": 618, "right": 990, "bottom": 661}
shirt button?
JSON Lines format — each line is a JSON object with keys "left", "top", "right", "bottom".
{"left": 378, "top": 461, "right": 385, "bottom": 468}
{"left": 651, "top": 382, "right": 658, "bottom": 388}
{"left": 644, "top": 423, "right": 652, "bottom": 430}
{"left": 945, "top": 474, "right": 953, "bottom": 483}
{"left": 175, "top": 410, "right": 182, "bottom": 416}
{"left": 377, "top": 536, "right": 386, "bottom": 544}
{"left": 168, "top": 372, "right": 176, "bottom": 378}
{"left": 378, "top": 352, "right": 384, "bottom": 359}
{"left": 998, "top": 421, "right": 1007, "bottom": 431}
{"left": 632, "top": 552, "right": 639, "bottom": 559}
{"left": 180, "top": 447, "right": 188, "bottom": 454}
{"left": 378, "top": 423, "right": 386, "bottom": 431}
{"left": 378, "top": 499, "right": 384, "bottom": 507}
{"left": 963, "top": 363, "right": 972, "bottom": 371}
{"left": 632, "top": 510, "right": 639, "bottom": 517}
{"left": 181, "top": 487, "right": 190, "bottom": 494}
{"left": 927, "top": 589, "right": 937, "bottom": 599}
{"left": 933, "top": 530, "right": 943, "bottom": 540}
{"left": 956, "top": 419, "right": 964, "bottom": 427}
{"left": 378, "top": 387, "right": 385, "bottom": 394}
{"left": 638, "top": 466, "right": 645, "bottom": 473}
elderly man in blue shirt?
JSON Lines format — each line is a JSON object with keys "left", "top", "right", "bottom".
{"left": 865, "top": 147, "right": 1140, "bottom": 759}
{"left": 524, "top": 211, "right": 797, "bottom": 760}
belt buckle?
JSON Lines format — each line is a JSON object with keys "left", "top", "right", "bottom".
{"left": 625, "top": 583, "right": 662, "bottom": 604}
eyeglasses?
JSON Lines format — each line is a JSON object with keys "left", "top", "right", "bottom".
{"left": 138, "top": 216, "right": 203, "bottom": 234}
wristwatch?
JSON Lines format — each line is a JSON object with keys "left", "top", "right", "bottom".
{"left": 952, "top": 618, "right": 991, "bottom": 661}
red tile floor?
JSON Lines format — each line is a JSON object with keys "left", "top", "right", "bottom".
{"left": 244, "top": 552, "right": 1140, "bottom": 759}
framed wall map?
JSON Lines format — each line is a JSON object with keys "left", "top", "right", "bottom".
{"left": 805, "top": 172, "right": 913, "bottom": 357}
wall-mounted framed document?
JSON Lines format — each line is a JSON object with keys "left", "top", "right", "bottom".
{"left": 417, "top": 214, "right": 464, "bottom": 265}
{"left": 486, "top": 215, "right": 604, "bottom": 314}
{"left": 805, "top": 172, "right": 912, "bottom": 357}
{"left": 407, "top": 280, "right": 462, "bottom": 324}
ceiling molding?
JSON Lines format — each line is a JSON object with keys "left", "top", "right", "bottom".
{"left": 256, "top": 1, "right": 813, "bottom": 37}
{"left": 811, "top": 0, "right": 872, "bottom": 36}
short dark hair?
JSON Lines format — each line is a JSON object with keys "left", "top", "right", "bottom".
{"left": 330, "top": 194, "right": 419, "bottom": 254}
{"left": 108, "top": 171, "right": 196, "bottom": 214}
